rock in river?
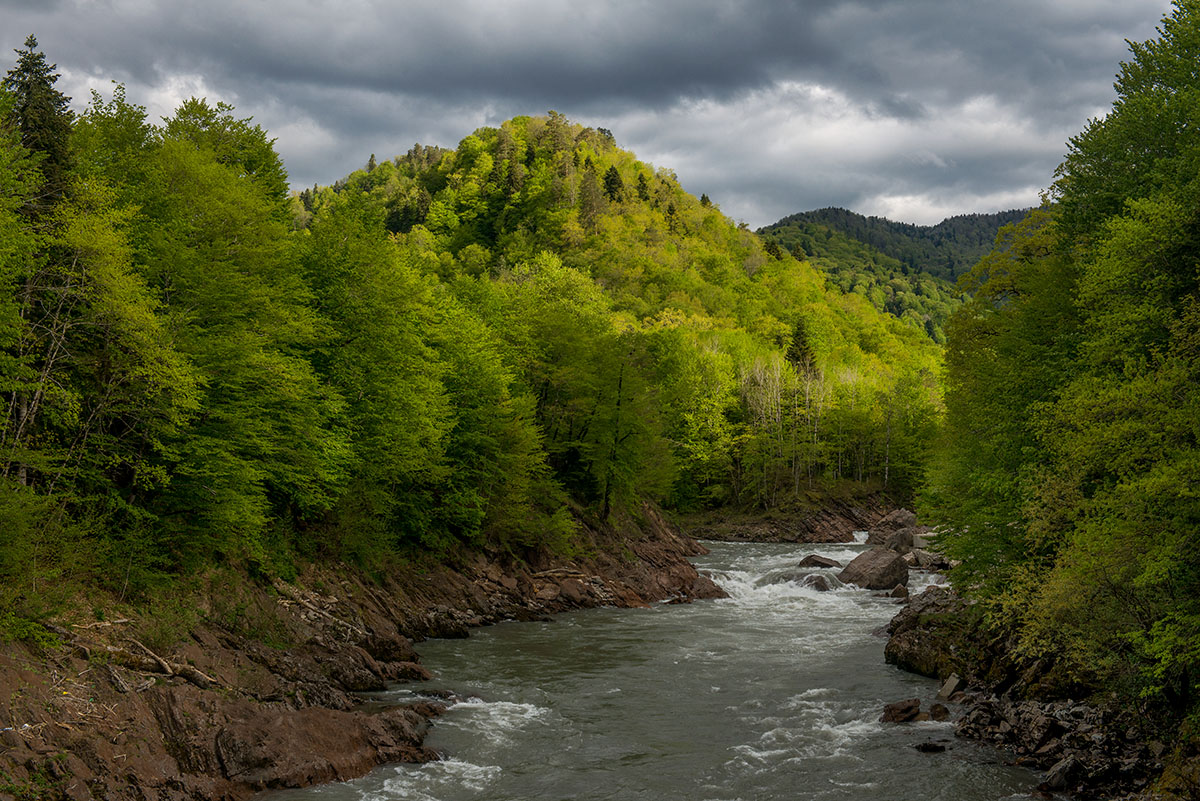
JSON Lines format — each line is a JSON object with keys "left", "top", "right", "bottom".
{"left": 838, "top": 548, "right": 908, "bottom": 590}
{"left": 797, "top": 554, "right": 842, "bottom": 569}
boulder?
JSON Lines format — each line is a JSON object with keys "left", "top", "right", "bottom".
{"left": 881, "top": 698, "right": 921, "bottom": 723}
{"left": 929, "top": 703, "right": 950, "bottom": 721}
{"left": 1042, "top": 756, "right": 1079, "bottom": 791}
{"left": 911, "top": 549, "right": 951, "bottom": 571}
{"left": 839, "top": 548, "right": 908, "bottom": 590}
{"left": 889, "top": 584, "right": 909, "bottom": 599}
{"left": 797, "top": 554, "right": 842, "bottom": 569}
{"left": 875, "top": 508, "right": 917, "bottom": 531}
{"left": 915, "top": 741, "right": 946, "bottom": 753}
{"left": 800, "top": 574, "right": 831, "bottom": 592}
{"left": 760, "top": 569, "right": 810, "bottom": 586}
{"left": 558, "top": 578, "right": 589, "bottom": 604}
{"left": 936, "top": 673, "right": 963, "bottom": 701}
{"left": 866, "top": 527, "right": 915, "bottom": 554}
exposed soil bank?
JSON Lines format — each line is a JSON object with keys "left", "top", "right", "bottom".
{"left": 0, "top": 504, "right": 722, "bottom": 801}
{"left": 679, "top": 493, "right": 892, "bottom": 543}
{"left": 883, "top": 586, "right": 1193, "bottom": 799}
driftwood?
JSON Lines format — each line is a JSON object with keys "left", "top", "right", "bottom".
{"left": 272, "top": 579, "right": 368, "bottom": 639}
{"left": 40, "top": 621, "right": 218, "bottom": 690}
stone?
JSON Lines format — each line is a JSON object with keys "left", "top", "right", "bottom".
{"left": 558, "top": 578, "right": 588, "bottom": 604}
{"left": 915, "top": 741, "right": 946, "bottom": 753}
{"left": 800, "top": 574, "right": 831, "bottom": 592}
{"left": 929, "top": 703, "right": 949, "bottom": 721}
{"left": 910, "top": 549, "right": 951, "bottom": 571}
{"left": 875, "top": 508, "right": 917, "bottom": 531}
{"left": 797, "top": 554, "right": 842, "bottom": 569}
{"left": 881, "top": 698, "right": 921, "bottom": 723}
{"left": 839, "top": 548, "right": 909, "bottom": 590}
{"left": 889, "top": 584, "right": 908, "bottom": 599}
{"left": 1042, "top": 756, "right": 1078, "bottom": 791}
{"left": 936, "top": 673, "right": 963, "bottom": 701}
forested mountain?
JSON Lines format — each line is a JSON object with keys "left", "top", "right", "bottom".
{"left": 924, "top": 1, "right": 1200, "bottom": 739}
{"left": 0, "top": 40, "right": 943, "bottom": 630}
{"left": 762, "top": 206, "right": 1029, "bottom": 282}
{"left": 757, "top": 219, "right": 965, "bottom": 343}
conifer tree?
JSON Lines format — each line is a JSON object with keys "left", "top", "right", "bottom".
{"left": 2, "top": 35, "right": 73, "bottom": 202}
{"left": 602, "top": 165, "right": 624, "bottom": 202}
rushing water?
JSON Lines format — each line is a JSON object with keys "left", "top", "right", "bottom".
{"left": 270, "top": 540, "right": 1038, "bottom": 801}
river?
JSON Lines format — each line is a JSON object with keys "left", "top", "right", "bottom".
{"left": 270, "top": 539, "right": 1038, "bottom": 801}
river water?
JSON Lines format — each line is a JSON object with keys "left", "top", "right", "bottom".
{"left": 272, "top": 540, "right": 1037, "bottom": 801}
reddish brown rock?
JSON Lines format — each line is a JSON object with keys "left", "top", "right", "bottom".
{"left": 881, "top": 698, "right": 922, "bottom": 722}
{"left": 839, "top": 548, "right": 909, "bottom": 590}
{"left": 798, "top": 554, "right": 842, "bottom": 569}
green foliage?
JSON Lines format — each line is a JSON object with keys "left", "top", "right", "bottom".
{"left": 759, "top": 217, "right": 967, "bottom": 342}
{"left": 0, "top": 43, "right": 944, "bottom": 623}
{"left": 763, "top": 206, "right": 1029, "bottom": 282}
{"left": 2, "top": 35, "right": 73, "bottom": 202}
{"left": 926, "top": 0, "right": 1200, "bottom": 723}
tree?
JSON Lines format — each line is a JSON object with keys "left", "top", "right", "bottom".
{"left": 602, "top": 165, "right": 624, "bottom": 202}
{"left": 2, "top": 35, "right": 72, "bottom": 202}
{"left": 636, "top": 172, "right": 650, "bottom": 201}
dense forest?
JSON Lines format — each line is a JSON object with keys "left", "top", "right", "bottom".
{"left": 923, "top": 1, "right": 1200, "bottom": 733}
{"left": 764, "top": 207, "right": 1029, "bottom": 281}
{"left": 758, "top": 217, "right": 969, "bottom": 343}
{"left": 0, "top": 37, "right": 943, "bottom": 631}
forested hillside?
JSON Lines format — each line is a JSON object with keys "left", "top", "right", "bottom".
{"left": 758, "top": 219, "right": 964, "bottom": 343}
{"left": 763, "top": 207, "right": 1028, "bottom": 281}
{"left": 923, "top": 1, "right": 1200, "bottom": 739}
{"left": 0, "top": 38, "right": 942, "bottom": 630}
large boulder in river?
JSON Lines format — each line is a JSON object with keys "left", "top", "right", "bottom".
{"left": 880, "top": 698, "right": 922, "bottom": 722}
{"left": 838, "top": 548, "right": 908, "bottom": 590}
{"left": 798, "top": 554, "right": 842, "bottom": 569}
{"left": 866, "top": 527, "right": 915, "bottom": 554}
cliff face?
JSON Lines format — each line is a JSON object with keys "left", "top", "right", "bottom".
{"left": 0, "top": 504, "right": 723, "bottom": 801}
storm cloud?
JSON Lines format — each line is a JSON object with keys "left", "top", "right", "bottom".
{"left": 0, "top": 0, "right": 1173, "bottom": 225}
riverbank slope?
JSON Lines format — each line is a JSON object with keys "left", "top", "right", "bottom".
{"left": 0, "top": 504, "right": 721, "bottom": 801}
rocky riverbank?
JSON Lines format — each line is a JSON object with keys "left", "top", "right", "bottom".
{"left": 0, "top": 503, "right": 723, "bottom": 801}
{"left": 883, "top": 585, "right": 1179, "bottom": 798}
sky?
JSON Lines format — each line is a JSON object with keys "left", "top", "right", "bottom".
{"left": 0, "top": 0, "right": 1175, "bottom": 227}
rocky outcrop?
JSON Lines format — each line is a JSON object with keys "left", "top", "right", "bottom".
{"left": 681, "top": 495, "right": 891, "bottom": 543}
{"left": 883, "top": 585, "right": 964, "bottom": 680}
{"left": 838, "top": 548, "right": 908, "bottom": 590}
{"left": 882, "top": 585, "right": 1166, "bottom": 797}
{"left": 956, "top": 696, "right": 1163, "bottom": 794}
{"left": 905, "top": 548, "right": 950, "bottom": 571}
{"left": 0, "top": 502, "right": 724, "bottom": 801}
{"left": 873, "top": 508, "right": 917, "bottom": 531}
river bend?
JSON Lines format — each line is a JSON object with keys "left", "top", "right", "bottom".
{"left": 270, "top": 540, "right": 1036, "bottom": 801}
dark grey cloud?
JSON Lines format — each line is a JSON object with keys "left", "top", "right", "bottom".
{"left": 0, "top": 0, "right": 1174, "bottom": 225}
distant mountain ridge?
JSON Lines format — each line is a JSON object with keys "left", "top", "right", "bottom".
{"left": 760, "top": 206, "right": 1031, "bottom": 283}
